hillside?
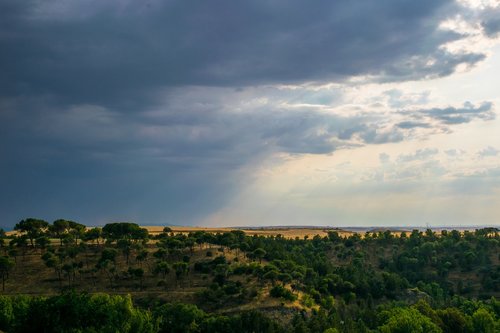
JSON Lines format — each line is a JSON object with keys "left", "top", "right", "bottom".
{"left": 0, "top": 220, "right": 499, "bottom": 332}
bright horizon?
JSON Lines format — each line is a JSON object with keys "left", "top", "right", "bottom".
{"left": 2, "top": 0, "right": 500, "bottom": 229}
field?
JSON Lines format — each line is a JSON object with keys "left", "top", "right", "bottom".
{"left": 147, "top": 226, "right": 357, "bottom": 239}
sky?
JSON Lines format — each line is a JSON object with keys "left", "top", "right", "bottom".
{"left": 1, "top": 0, "right": 500, "bottom": 229}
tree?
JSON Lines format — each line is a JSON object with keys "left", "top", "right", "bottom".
{"left": 102, "top": 222, "right": 149, "bottom": 242}
{"left": 7, "top": 249, "right": 18, "bottom": 264}
{"left": 35, "top": 236, "right": 50, "bottom": 251}
{"left": 0, "top": 257, "right": 14, "bottom": 291}
{"left": 117, "top": 239, "right": 133, "bottom": 264}
{"left": 0, "top": 229, "right": 6, "bottom": 254}
{"left": 67, "top": 221, "right": 86, "bottom": 245}
{"left": 436, "top": 307, "right": 469, "bottom": 333}
{"left": 239, "top": 242, "right": 250, "bottom": 258}
{"left": 100, "top": 248, "right": 118, "bottom": 263}
{"left": 270, "top": 284, "right": 296, "bottom": 301}
{"left": 62, "top": 262, "right": 77, "bottom": 287}
{"left": 323, "top": 329, "right": 339, "bottom": 333}
{"left": 136, "top": 249, "right": 148, "bottom": 267}
{"left": 14, "top": 218, "right": 49, "bottom": 247}
{"left": 42, "top": 252, "right": 64, "bottom": 288}
{"left": 84, "top": 227, "right": 102, "bottom": 244}
{"left": 173, "top": 262, "right": 189, "bottom": 287}
{"left": 252, "top": 248, "right": 266, "bottom": 263}
{"left": 471, "top": 308, "right": 495, "bottom": 333}
{"left": 154, "top": 261, "right": 171, "bottom": 279}
{"left": 378, "top": 307, "right": 442, "bottom": 333}
{"left": 50, "top": 219, "right": 70, "bottom": 245}
{"left": 128, "top": 267, "right": 145, "bottom": 289}
{"left": 0, "top": 293, "right": 156, "bottom": 333}
{"left": 154, "top": 303, "right": 205, "bottom": 333}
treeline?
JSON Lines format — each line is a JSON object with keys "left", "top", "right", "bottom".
{"left": 0, "top": 293, "right": 498, "bottom": 333}
{"left": 0, "top": 219, "right": 499, "bottom": 332}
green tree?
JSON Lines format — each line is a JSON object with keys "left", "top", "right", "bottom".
{"left": 97, "top": 248, "right": 119, "bottom": 285}
{"left": 14, "top": 218, "right": 49, "bottom": 247}
{"left": 102, "top": 222, "right": 149, "bottom": 242}
{"left": 173, "top": 262, "right": 189, "bottom": 287}
{"left": 136, "top": 249, "right": 148, "bottom": 268}
{"left": 436, "top": 307, "right": 469, "bottom": 333}
{"left": 0, "top": 229, "right": 6, "bottom": 253}
{"left": 117, "top": 238, "right": 133, "bottom": 264}
{"left": 154, "top": 302, "right": 205, "bottom": 333}
{"left": 129, "top": 267, "right": 145, "bottom": 289}
{"left": 0, "top": 256, "right": 14, "bottom": 291}
{"left": 50, "top": 219, "right": 70, "bottom": 245}
{"left": 471, "top": 308, "right": 495, "bottom": 333}
{"left": 35, "top": 236, "right": 50, "bottom": 251}
{"left": 154, "top": 261, "right": 171, "bottom": 279}
{"left": 252, "top": 248, "right": 266, "bottom": 263}
{"left": 379, "top": 307, "right": 442, "bottom": 333}
{"left": 84, "top": 227, "right": 102, "bottom": 244}
{"left": 323, "top": 329, "right": 339, "bottom": 333}
{"left": 42, "top": 252, "right": 63, "bottom": 288}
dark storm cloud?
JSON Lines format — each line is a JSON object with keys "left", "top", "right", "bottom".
{"left": 1, "top": 84, "right": 496, "bottom": 227}
{"left": 0, "top": 0, "right": 485, "bottom": 105}
{"left": 0, "top": 0, "right": 496, "bottom": 226}
{"left": 0, "top": 87, "right": 422, "bottom": 227}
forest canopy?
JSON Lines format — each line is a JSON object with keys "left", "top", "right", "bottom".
{"left": 0, "top": 220, "right": 499, "bottom": 332}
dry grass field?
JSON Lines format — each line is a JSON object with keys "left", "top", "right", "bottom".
{"left": 147, "top": 226, "right": 356, "bottom": 239}
{"left": 6, "top": 225, "right": 478, "bottom": 239}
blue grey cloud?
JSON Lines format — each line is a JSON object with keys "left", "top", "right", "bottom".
{"left": 481, "top": 8, "right": 500, "bottom": 37}
{"left": 0, "top": 85, "right": 443, "bottom": 227}
{"left": 396, "top": 121, "right": 432, "bottom": 129}
{"left": 424, "top": 101, "right": 494, "bottom": 124}
{"left": 478, "top": 146, "right": 499, "bottom": 158}
{"left": 1, "top": 87, "right": 496, "bottom": 227}
{"left": 0, "top": 0, "right": 497, "bottom": 227}
{"left": 397, "top": 148, "right": 439, "bottom": 163}
{"left": 444, "top": 149, "right": 465, "bottom": 157}
{"left": 0, "top": 0, "right": 486, "bottom": 105}
{"left": 402, "top": 101, "right": 495, "bottom": 125}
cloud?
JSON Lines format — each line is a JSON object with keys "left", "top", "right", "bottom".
{"left": 1, "top": 1, "right": 500, "bottom": 227}
{"left": 0, "top": 86, "right": 392, "bottom": 225}
{"left": 0, "top": 0, "right": 490, "bottom": 106}
{"left": 379, "top": 153, "right": 391, "bottom": 164}
{"left": 2, "top": 81, "right": 498, "bottom": 226}
{"left": 396, "top": 121, "right": 432, "bottom": 129}
{"left": 401, "top": 101, "right": 495, "bottom": 125}
{"left": 384, "top": 89, "right": 430, "bottom": 108}
{"left": 446, "top": 166, "right": 500, "bottom": 195}
{"left": 477, "top": 146, "right": 499, "bottom": 158}
{"left": 445, "top": 148, "right": 466, "bottom": 157}
{"left": 480, "top": 7, "right": 500, "bottom": 37}
{"left": 397, "top": 148, "right": 439, "bottom": 162}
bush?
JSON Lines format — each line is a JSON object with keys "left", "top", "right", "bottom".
{"left": 269, "top": 285, "right": 297, "bottom": 301}
{"left": 0, "top": 293, "right": 156, "bottom": 333}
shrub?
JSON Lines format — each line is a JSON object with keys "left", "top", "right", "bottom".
{"left": 269, "top": 285, "right": 297, "bottom": 301}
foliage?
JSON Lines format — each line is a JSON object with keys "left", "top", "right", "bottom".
{"left": 269, "top": 284, "right": 297, "bottom": 301}
{"left": 2, "top": 219, "right": 500, "bottom": 332}
{"left": 378, "top": 307, "right": 442, "bottom": 333}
